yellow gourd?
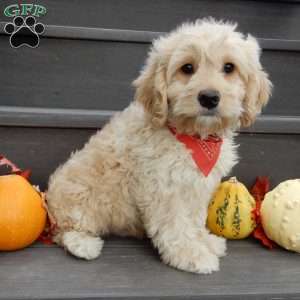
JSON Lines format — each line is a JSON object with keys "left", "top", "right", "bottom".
{"left": 207, "top": 177, "right": 256, "bottom": 239}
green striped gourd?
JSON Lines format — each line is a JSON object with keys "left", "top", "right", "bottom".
{"left": 207, "top": 177, "right": 256, "bottom": 239}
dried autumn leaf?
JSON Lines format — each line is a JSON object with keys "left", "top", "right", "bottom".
{"left": 38, "top": 192, "right": 57, "bottom": 245}
{"left": 0, "top": 155, "right": 31, "bottom": 180}
{"left": 16, "top": 169, "right": 32, "bottom": 180}
{"left": 253, "top": 224, "right": 276, "bottom": 249}
{"left": 0, "top": 155, "right": 21, "bottom": 173}
{"left": 251, "top": 176, "right": 270, "bottom": 204}
{"left": 250, "top": 176, "right": 276, "bottom": 249}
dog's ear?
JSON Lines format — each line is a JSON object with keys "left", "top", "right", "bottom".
{"left": 240, "top": 37, "right": 272, "bottom": 127}
{"left": 133, "top": 50, "right": 168, "bottom": 127}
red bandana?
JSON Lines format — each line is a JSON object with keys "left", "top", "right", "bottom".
{"left": 169, "top": 127, "right": 223, "bottom": 177}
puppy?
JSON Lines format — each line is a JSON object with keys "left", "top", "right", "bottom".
{"left": 47, "top": 19, "right": 271, "bottom": 274}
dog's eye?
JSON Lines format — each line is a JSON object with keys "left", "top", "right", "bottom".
{"left": 223, "top": 63, "right": 235, "bottom": 74}
{"left": 181, "top": 64, "right": 194, "bottom": 75}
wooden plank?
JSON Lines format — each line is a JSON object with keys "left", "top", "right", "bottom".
{"left": 1, "top": 238, "right": 300, "bottom": 299}
{"left": 0, "top": 106, "right": 113, "bottom": 129}
{"left": 234, "top": 133, "right": 300, "bottom": 187}
{"left": 2, "top": 23, "right": 300, "bottom": 52}
{"left": 0, "top": 37, "right": 145, "bottom": 111}
{"left": 0, "top": 23, "right": 161, "bottom": 44}
{"left": 0, "top": 37, "right": 300, "bottom": 116}
{"left": 241, "top": 115, "right": 300, "bottom": 134}
{"left": 1, "top": 0, "right": 300, "bottom": 40}
{"left": 0, "top": 127, "right": 94, "bottom": 190}
{"left": 260, "top": 38, "right": 300, "bottom": 51}
{"left": 1, "top": 106, "right": 300, "bottom": 134}
{"left": 0, "top": 127, "right": 299, "bottom": 190}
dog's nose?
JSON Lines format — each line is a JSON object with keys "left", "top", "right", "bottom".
{"left": 198, "top": 90, "right": 220, "bottom": 110}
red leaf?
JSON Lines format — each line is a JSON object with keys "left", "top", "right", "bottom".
{"left": 251, "top": 176, "right": 270, "bottom": 225}
{"left": 251, "top": 176, "right": 270, "bottom": 204}
{"left": 15, "top": 169, "right": 32, "bottom": 180}
{"left": 253, "top": 225, "right": 275, "bottom": 250}
{"left": 250, "top": 176, "right": 276, "bottom": 249}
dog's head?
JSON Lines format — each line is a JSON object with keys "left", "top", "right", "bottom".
{"left": 133, "top": 19, "right": 272, "bottom": 137}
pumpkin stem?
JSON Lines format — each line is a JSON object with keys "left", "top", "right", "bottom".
{"left": 229, "top": 176, "right": 238, "bottom": 183}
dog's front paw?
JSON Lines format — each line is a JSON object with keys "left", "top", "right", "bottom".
{"left": 162, "top": 244, "right": 220, "bottom": 274}
{"left": 62, "top": 231, "right": 104, "bottom": 260}
{"left": 185, "top": 252, "right": 219, "bottom": 274}
{"left": 205, "top": 233, "right": 227, "bottom": 257}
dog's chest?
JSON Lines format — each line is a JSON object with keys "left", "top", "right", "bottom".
{"left": 131, "top": 129, "right": 237, "bottom": 207}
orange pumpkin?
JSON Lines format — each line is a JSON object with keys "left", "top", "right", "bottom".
{"left": 0, "top": 174, "right": 46, "bottom": 250}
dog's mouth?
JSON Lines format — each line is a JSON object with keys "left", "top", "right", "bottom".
{"left": 201, "top": 108, "right": 219, "bottom": 117}
{"left": 169, "top": 113, "right": 226, "bottom": 138}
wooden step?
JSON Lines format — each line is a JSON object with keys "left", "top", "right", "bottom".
{"left": 1, "top": 237, "right": 300, "bottom": 299}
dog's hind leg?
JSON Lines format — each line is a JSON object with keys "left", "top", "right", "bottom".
{"left": 47, "top": 167, "right": 108, "bottom": 260}
{"left": 58, "top": 231, "right": 104, "bottom": 260}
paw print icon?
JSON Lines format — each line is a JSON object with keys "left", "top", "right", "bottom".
{"left": 4, "top": 16, "right": 45, "bottom": 48}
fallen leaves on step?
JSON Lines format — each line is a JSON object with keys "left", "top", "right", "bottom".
{"left": 251, "top": 176, "right": 276, "bottom": 249}
{"left": 38, "top": 192, "right": 57, "bottom": 245}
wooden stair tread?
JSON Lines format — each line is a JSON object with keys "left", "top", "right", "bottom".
{"left": 1, "top": 237, "right": 300, "bottom": 299}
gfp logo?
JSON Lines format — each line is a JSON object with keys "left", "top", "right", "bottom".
{"left": 4, "top": 4, "right": 46, "bottom": 17}
{"left": 3, "top": 4, "right": 47, "bottom": 48}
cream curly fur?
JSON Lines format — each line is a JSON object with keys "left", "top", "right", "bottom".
{"left": 47, "top": 19, "right": 272, "bottom": 274}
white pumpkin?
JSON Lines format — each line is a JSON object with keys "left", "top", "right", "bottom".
{"left": 261, "top": 179, "right": 300, "bottom": 253}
